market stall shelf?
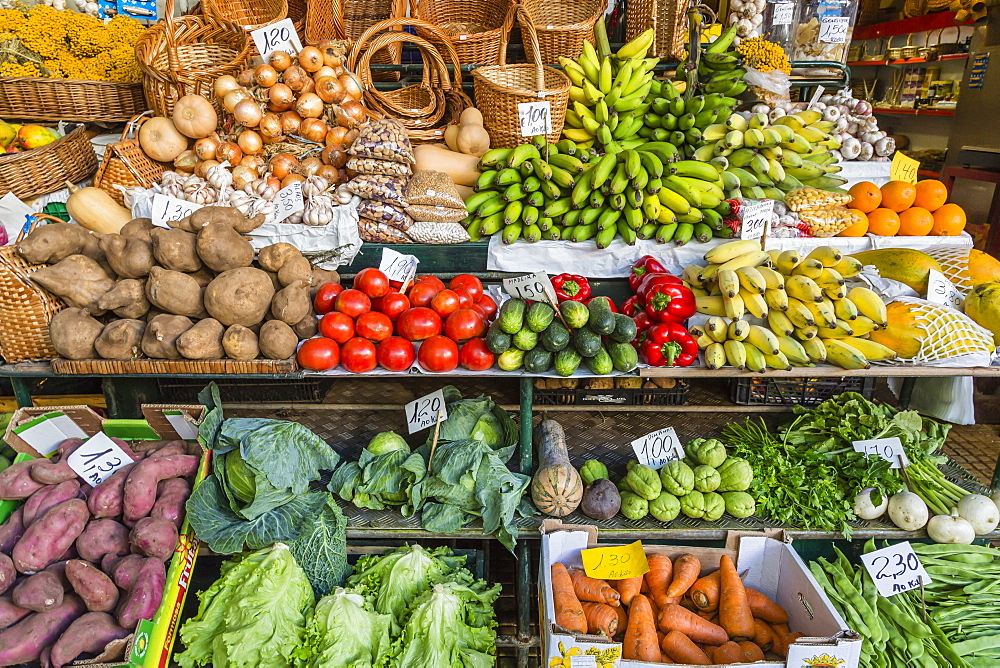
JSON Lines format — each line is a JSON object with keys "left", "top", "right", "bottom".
{"left": 50, "top": 357, "right": 298, "bottom": 375}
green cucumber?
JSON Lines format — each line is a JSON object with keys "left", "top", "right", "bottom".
{"left": 485, "top": 320, "right": 512, "bottom": 354}
{"left": 526, "top": 301, "right": 555, "bottom": 332}
{"left": 541, "top": 321, "right": 571, "bottom": 352}
{"left": 498, "top": 298, "right": 526, "bottom": 334}
{"left": 586, "top": 346, "right": 614, "bottom": 375}
{"left": 513, "top": 328, "right": 539, "bottom": 351}
{"left": 497, "top": 348, "right": 525, "bottom": 371}
{"left": 523, "top": 347, "right": 553, "bottom": 373}
{"left": 586, "top": 296, "right": 616, "bottom": 335}
{"left": 559, "top": 300, "right": 589, "bottom": 329}
{"left": 607, "top": 341, "right": 639, "bottom": 372}
{"left": 554, "top": 348, "right": 582, "bottom": 377}
{"left": 609, "top": 313, "right": 638, "bottom": 343}
{"left": 573, "top": 328, "right": 603, "bottom": 358}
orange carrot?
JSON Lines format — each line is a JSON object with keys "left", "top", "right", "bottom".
{"left": 746, "top": 586, "right": 789, "bottom": 624}
{"left": 568, "top": 568, "right": 621, "bottom": 607}
{"left": 551, "top": 563, "right": 587, "bottom": 634}
{"left": 665, "top": 553, "right": 702, "bottom": 599}
{"left": 770, "top": 621, "right": 790, "bottom": 638}
{"left": 581, "top": 601, "right": 619, "bottom": 637}
{"left": 660, "top": 630, "right": 712, "bottom": 665}
{"left": 718, "top": 555, "right": 754, "bottom": 641}
{"left": 738, "top": 640, "right": 765, "bottom": 661}
{"left": 648, "top": 594, "right": 660, "bottom": 622}
{"left": 710, "top": 641, "right": 745, "bottom": 664}
{"left": 689, "top": 570, "right": 722, "bottom": 611}
{"left": 622, "top": 594, "right": 661, "bottom": 662}
{"left": 614, "top": 605, "right": 628, "bottom": 638}
{"left": 772, "top": 632, "right": 804, "bottom": 657}
{"left": 640, "top": 578, "right": 650, "bottom": 593}
{"left": 751, "top": 618, "right": 774, "bottom": 651}
{"left": 614, "top": 575, "right": 644, "bottom": 606}
{"left": 657, "top": 603, "right": 729, "bottom": 645}
{"left": 645, "top": 554, "right": 674, "bottom": 609}
{"left": 660, "top": 652, "right": 676, "bottom": 663}
{"left": 696, "top": 608, "right": 715, "bottom": 621}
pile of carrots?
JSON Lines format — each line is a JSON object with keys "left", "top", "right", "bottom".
{"left": 551, "top": 552, "right": 804, "bottom": 664}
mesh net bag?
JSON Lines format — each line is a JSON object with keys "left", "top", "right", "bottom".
{"left": 923, "top": 246, "right": 975, "bottom": 293}
{"left": 884, "top": 297, "right": 996, "bottom": 366}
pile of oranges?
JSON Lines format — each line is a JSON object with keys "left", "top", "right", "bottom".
{"left": 839, "top": 179, "right": 967, "bottom": 237}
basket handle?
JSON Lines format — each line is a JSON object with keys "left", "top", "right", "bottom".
{"left": 120, "top": 111, "right": 153, "bottom": 141}
{"left": 504, "top": 7, "right": 545, "bottom": 94}
{"left": 940, "top": 24, "right": 961, "bottom": 44}
{"left": 16, "top": 214, "right": 64, "bottom": 244}
{"left": 161, "top": 0, "right": 187, "bottom": 93}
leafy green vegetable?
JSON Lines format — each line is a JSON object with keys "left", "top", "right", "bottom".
{"left": 428, "top": 386, "right": 518, "bottom": 461}
{"left": 295, "top": 588, "right": 393, "bottom": 668}
{"left": 367, "top": 431, "right": 409, "bottom": 456}
{"left": 289, "top": 496, "right": 348, "bottom": 599}
{"left": 328, "top": 433, "right": 426, "bottom": 512}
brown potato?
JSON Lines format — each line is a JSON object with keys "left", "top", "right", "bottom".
{"left": 204, "top": 267, "right": 275, "bottom": 326}
{"left": 141, "top": 314, "right": 193, "bottom": 359}
{"left": 222, "top": 325, "right": 259, "bottom": 360}
{"left": 259, "top": 320, "right": 298, "bottom": 359}
{"left": 190, "top": 205, "right": 265, "bottom": 234}
{"left": 99, "top": 234, "right": 154, "bottom": 279}
{"left": 176, "top": 318, "right": 225, "bottom": 359}
{"left": 150, "top": 228, "right": 202, "bottom": 273}
{"left": 119, "top": 218, "right": 156, "bottom": 242}
{"left": 145, "top": 266, "right": 207, "bottom": 318}
{"left": 32, "top": 255, "right": 116, "bottom": 314}
{"left": 258, "top": 243, "right": 302, "bottom": 273}
{"left": 16, "top": 223, "right": 102, "bottom": 264}
{"left": 278, "top": 255, "right": 311, "bottom": 287}
{"left": 309, "top": 267, "right": 341, "bottom": 299}
{"left": 95, "top": 319, "right": 146, "bottom": 360}
{"left": 49, "top": 308, "right": 103, "bottom": 360}
{"left": 270, "top": 281, "right": 310, "bottom": 325}
{"left": 293, "top": 307, "right": 318, "bottom": 339}
{"left": 196, "top": 222, "right": 254, "bottom": 272}
{"left": 187, "top": 266, "right": 216, "bottom": 288}
{"left": 97, "top": 279, "right": 150, "bottom": 319}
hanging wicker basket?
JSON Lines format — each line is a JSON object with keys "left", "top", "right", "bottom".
{"left": 0, "top": 125, "right": 97, "bottom": 201}
{"left": 94, "top": 113, "right": 166, "bottom": 207}
{"left": 412, "top": 0, "right": 517, "bottom": 66}
{"left": 519, "top": 0, "right": 607, "bottom": 64}
{"left": 624, "top": 0, "right": 687, "bottom": 60}
{"left": 203, "top": 0, "right": 287, "bottom": 30}
{"left": 306, "top": 0, "right": 406, "bottom": 80}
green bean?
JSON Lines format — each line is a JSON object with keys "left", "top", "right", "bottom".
{"left": 819, "top": 558, "right": 875, "bottom": 636}
{"left": 954, "top": 635, "right": 1000, "bottom": 655}
{"left": 876, "top": 596, "right": 933, "bottom": 639}
{"left": 913, "top": 543, "right": 1000, "bottom": 557}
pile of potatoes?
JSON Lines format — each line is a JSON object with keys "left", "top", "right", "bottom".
{"left": 18, "top": 206, "right": 340, "bottom": 363}
{"left": 0, "top": 438, "right": 201, "bottom": 667}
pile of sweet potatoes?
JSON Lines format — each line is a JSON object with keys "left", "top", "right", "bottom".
{"left": 19, "top": 206, "right": 341, "bottom": 363}
{"left": 0, "top": 438, "right": 201, "bottom": 667}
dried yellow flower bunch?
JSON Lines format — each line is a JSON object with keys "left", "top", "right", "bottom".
{"left": 736, "top": 36, "right": 791, "bottom": 74}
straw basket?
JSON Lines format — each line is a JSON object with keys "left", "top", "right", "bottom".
{"left": 0, "top": 215, "right": 66, "bottom": 363}
{"left": 203, "top": 0, "right": 287, "bottom": 30}
{"left": 625, "top": 0, "right": 686, "bottom": 60}
{"left": 94, "top": 114, "right": 166, "bottom": 207}
{"left": 412, "top": 0, "right": 517, "bottom": 66}
{"left": 135, "top": 0, "right": 255, "bottom": 117}
{"left": 519, "top": 0, "right": 607, "bottom": 64}
{"left": 472, "top": 9, "right": 571, "bottom": 148}
{"left": 0, "top": 77, "right": 145, "bottom": 124}
{"left": 305, "top": 0, "right": 406, "bottom": 80}
{"left": 0, "top": 126, "right": 97, "bottom": 201}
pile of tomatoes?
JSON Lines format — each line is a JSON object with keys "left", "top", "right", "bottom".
{"left": 297, "top": 268, "right": 499, "bottom": 373}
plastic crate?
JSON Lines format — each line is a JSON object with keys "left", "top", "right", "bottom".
{"left": 535, "top": 381, "right": 689, "bottom": 406}
{"left": 157, "top": 378, "right": 322, "bottom": 403}
{"left": 729, "top": 376, "right": 876, "bottom": 406}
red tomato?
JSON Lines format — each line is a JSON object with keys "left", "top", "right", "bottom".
{"left": 396, "top": 307, "right": 442, "bottom": 341}
{"left": 353, "top": 267, "right": 390, "bottom": 299}
{"left": 407, "top": 282, "right": 440, "bottom": 307}
{"left": 459, "top": 338, "right": 495, "bottom": 371}
{"left": 377, "top": 336, "right": 415, "bottom": 372}
{"left": 476, "top": 293, "right": 498, "bottom": 320}
{"left": 341, "top": 337, "right": 377, "bottom": 373}
{"left": 417, "top": 335, "right": 458, "bottom": 372}
{"left": 449, "top": 274, "right": 483, "bottom": 301}
{"left": 415, "top": 275, "right": 446, "bottom": 291}
{"left": 318, "top": 312, "right": 355, "bottom": 344}
{"left": 297, "top": 337, "right": 339, "bottom": 370}
{"left": 375, "top": 292, "right": 410, "bottom": 321}
{"left": 431, "top": 289, "right": 461, "bottom": 317}
{"left": 453, "top": 289, "right": 474, "bottom": 309}
{"left": 335, "top": 289, "right": 371, "bottom": 318}
{"left": 313, "top": 283, "right": 344, "bottom": 315}
{"left": 444, "top": 308, "right": 486, "bottom": 341}
{"left": 468, "top": 303, "right": 487, "bottom": 318}
{"left": 355, "top": 311, "right": 393, "bottom": 342}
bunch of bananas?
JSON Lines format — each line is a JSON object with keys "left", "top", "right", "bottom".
{"left": 684, "top": 239, "right": 898, "bottom": 370}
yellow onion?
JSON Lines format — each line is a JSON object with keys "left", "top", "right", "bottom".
{"left": 173, "top": 149, "right": 198, "bottom": 173}
{"left": 299, "top": 156, "right": 324, "bottom": 176}
{"left": 335, "top": 100, "right": 366, "bottom": 127}
{"left": 223, "top": 88, "right": 250, "bottom": 113}
{"left": 232, "top": 164, "right": 257, "bottom": 188}
{"left": 283, "top": 65, "right": 309, "bottom": 91}
{"left": 339, "top": 72, "right": 363, "bottom": 101}
{"left": 298, "top": 46, "right": 324, "bottom": 72}
{"left": 258, "top": 112, "right": 283, "bottom": 139}
{"left": 280, "top": 110, "right": 303, "bottom": 135}
{"left": 233, "top": 99, "right": 263, "bottom": 127}
{"left": 236, "top": 68, "right": 255, "bottom": 87}
{"left": 269, "top": 152, "right": 298, "bottom": 179}
{"left": 194, "top": 135, "right": 220, "bottom": 160}
{"left": 281, "top": 173, "right": 306, "bottom": 188}
{"left": 254, "top": 64, "right": 278, "bottom": 88}
{"left": 195, "top": 158, "right": 220, "bottom": 179}
{"left": 321, "top": 144, "right": 348, "bottom": 168}
{"left": 317, "top": 164, "right": 340, "bottom": 183}
{"left": 240, "top": 154, "right": 266, "bottom": 174}
{"left": 217, "top": 141, "right": 243, "bottom": 165}
{"left": 237, "top": 129, "right": 263, "bottom": 154}
{"left": 299, "top": 118, "right": 328, "bottom": 143}
{"left": 318, "top": 41, "right": 344, "bottom": 68}
{"left": 214, "top": 75, "right": 240, "bottom": 100}
{"left": 315, "top": 76, "right": 346, "bottom": 104}
{"left": 296, "top": 92, "right": 324, "bottom": 119}
{"left": 269, "top": 50, "right": 292, "bottom": 71}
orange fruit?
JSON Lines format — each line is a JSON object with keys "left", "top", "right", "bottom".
{"left": 898, "top": 207, "right": 934, "bottom": 236}
{"left": 914, "top": 179, "right": 949, "bottom": 212}
{"left": 866, "top": 208, "right": 901, "bottom": 236}
{"left": 880, "top": 181, "right": 917, "bottom": 213}
{"left": 838, "top": 209, "right": 869, "bottom": 237}
{"left": 848, "top": 181, "right": 882, "bottom": 213}
{"left": 930, "top": 203, "right": 967, "bottom": 235}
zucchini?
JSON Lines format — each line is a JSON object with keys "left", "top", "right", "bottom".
{"left": 609, "top": 313, "right": 638, "bottom": 343}
{"left": 573, "top": 328, "right": 603, "bottom": 358}
{"left": 499, "top": 298, "right": 526, "bottom": 334}
{"left": 526, "top": 301, "right": 555, "bottom": 332}
{"left": 541, "top": 321, "right": 571, "bottom": 352}
{"left": 559, "top": 300, "right": 589, "bottom": 329}
{"left": 586, "top": 296, "right": 616, "bottom": 335}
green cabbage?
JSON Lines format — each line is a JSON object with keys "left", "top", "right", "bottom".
{"left": 296, "top": 589, "right": 393, "bottom": 668}
{"left": 224, "top": 450, "right": 256, "bottom": 503}
{"left": 289, "top": 496, "right": 348, "bottom": 599}
{"left": 367, "top": 431, "right": 409, "bottom": 456}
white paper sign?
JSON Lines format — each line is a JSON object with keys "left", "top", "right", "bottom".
{"left": 379, "top": 247, "right": 419, "bottom": 283}
{"left": 518, "top": 101, "right": 552, "bottom": 138}
{"left": 740, "top": 199, "right": 774, "bottom": 240}
{"left": 808, "top": 85, "right": 826, "bottom": 110}
{"left": 67, "top": 432, "right": 135, "bottom": 486}
{"left": 569, "top": 657, "right": 598, "bottom": 667}
{"left": 250, "top": 18, "right": 303, "bottom": 60}
{"left": 786, "top": 644, "right": 857, "bottom": 668}
{"left": 502, "top": 271, "right": 558, "bottom": 305}
{"left": 860, "top": 542, "right": 932, "bottom": 597}
{"left": 151, "top": 194, "right": 203, "bottom": 229}
{"left": 404, "top": 389, "right": 448, "bottom": 433}
{"left": 772, "top": 2, "right": 794, "bottom": 25}
{"left": 926, "top": 270, "right": 963, "bottom": 310}
{"left": 853, "top": 436, "right": 909, "bottom": 468}
{"left": 819, "top": 16, "right": 850, "bottom": 43}
{"left": 630, "top": 427, "right": 684, "bottom": 470}
{"left": 272, "top": 181, "right": 305, "bottom": 224}
{"left": 12, "top": 412, "right": 89, "bottom": 456}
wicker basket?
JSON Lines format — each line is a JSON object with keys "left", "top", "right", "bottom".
{"left": 519, "top": 0, "right": 606, "bottom": 63}
{"left": 412, "top": 0, "right": 517, "bottom": 66}
{"left": 135, "top": 0, "right": 255, "bottom": 117}
{"left": 625, "top": 0, "right": 686, "bottom": 60}
{"left": 472, "top": 9, "right": 571, "bottom": 148}
{"left": 0, "top": 77, "right": 145, "bottom": 124}
{"left": 305, "top": 0, "right": 406, "bottom": 81}
{"left": 0, "top": 126, "right": 97, "bottom": 201}
{"left": 0, "top": 215, "right": 65, "bottom": 363}
{"left": 94, "top": 114, "right": 166, "bottom": 207}
{"left": 203, "top": 0, "right": 287, "bottom": 29}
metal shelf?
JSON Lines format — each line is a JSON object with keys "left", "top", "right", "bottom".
{"left": 873, "top": 107, "right": 955, "bottom": 116}
{"left": 853, "top": 11, "right": 975, "bottom": 41}
{"left": 848, "top": 53, "right": 969, "bottom": 67}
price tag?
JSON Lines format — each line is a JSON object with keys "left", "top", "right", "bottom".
{"left": 150, "top": 194, "right": 202, "bottom": 229}
{"left": 630, "top": 427, "right": 684, "bottom": 470}
{"left": 404, "top": 389, "right": 448, "bottom": 433}
{"left": 926, "top": 270, "right": 963, "bottom": 309}
{"left": 502, "top": 271, "right": 559, "bottom": 305}
{"left": 272, "top": 181, "right": 305, "bottom": 224}
{"left": 890, "top": 151, "right": 920, "bottom": 184}
{"left": 852, "top": 436, "right": 910, "bottom": 468}
{"left": 250, "top": 18, "right": 303, "bottom": 60}
{"left": 819, "top": 16, "right": 850, "bottom": 43}
{"left": 67, "top": 432, "right": 135, "bottom": 487}
{"left": 518, "top": 101, "right": 552, "bottom": 138}
{"left": 580, "top": 541, "right": 650, "bottom": 580}
{"left": 808, "top": 85, "right": 826, "bottom": 110}
{"left": 860, "top": 542, "right": 932, "bottom": 597}
{"left": 379, "top": 248, "right": 419, "bottom": 284}
{"left": 772, "top": 2, "right": 794, "bottom": 26}
{"left": 739, "top": 199, "right": 774, "bottom": 240}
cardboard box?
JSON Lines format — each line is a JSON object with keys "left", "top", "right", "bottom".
{"left": 0, "top": 404, "right": 208, "bottom": 668}
{"left": 539, "top": 521, "right": 861, "bottom": 668}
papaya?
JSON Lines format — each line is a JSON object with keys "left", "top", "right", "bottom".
{"left": 0, "top": 120, "right": 15, "bottom": 149}
{"left": 965, "top": 282, "right": 1000, "bottom": 346}
{"left": 968, "top": 250, "right": 1000, "bottom": 287}
{"left": 851, "top": 249, "right": 943, "bottom": 295}
{"left": 924, "top": 248, "right": 1000, "bottom": 292}
{"left": 868, "top": 300, "right": 996, "bottom": 360}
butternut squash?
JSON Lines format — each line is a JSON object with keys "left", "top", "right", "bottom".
{"left": 531, "top": 419, "right": 583, "bottom": 517}
{"left": 138, "top": 116, "right": 188, "bottom": 162}
{"left": 456, "top": 107, "right": 490, "bottom": 157}
{"left": 65, "top": 183, "right": 132, "bottom": 234}
{"left": 413, "top": 144, "right": 480, "bottom": 187}
{"left": 444, "top": 124, "right": 460, "bottom": 152}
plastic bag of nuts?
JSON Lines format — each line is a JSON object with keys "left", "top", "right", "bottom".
{"left": 406, "top": 204, "right": 469, "bottom": 224}
{"left": 797, "top": 206, "right": 862, "bottom": 237}
{"left": 783, "top": 187, "right": 853, "bottom": 212}
{"left": 359, "top": 218, "right": 413, "bottom": 243}
{"left": 350, "top": 120, "right": 416, "bottom": 165}
{"left": 406, "top": 221, "right": 471, "bottom": 244}
{"left": 405, "top": 170, "right": 465, "bottom": 208}
{"left": 346, "top": 174, "right": 408, "bottom": 206}
{"left": 346, "top": 157, "right": 413, "bottom": 177}
{"left": 358, "top": 199, "right": 414, "bottom": 230}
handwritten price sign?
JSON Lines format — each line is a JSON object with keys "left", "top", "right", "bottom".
{"left": 630, "top": 427, "right": 684, "bottom": 470}
{"left": 860, "top": 542, "right": 932, "bottom": 597}
{"left": 740, "top": 199, "right": 774, "bottom": 240}
{"left": 890, "top": 151, "right": 920, "bottom": 184}
{"left": 379, "top": 248, "right": 419, "bottom": 284}
{"left": 926, "top": 270, "right": 963, "bottom": 309}
{"left": 518, "top": 101, "right": 552, "bottom": 138}
{"left": 502, "top": 272, "right": 559, "bottom": 306}
{"left": 853, "top": 436, "right": 910, "bottom": 468}
{"left": 581, "top": 541, "right": 650, "bottom": 580}
{"left": 67, "top": 432, "right": 134, "bottom": 486}
{"left": 250, "top": 18, "right": 303, "bottom": 60}
{"left": 273, "top": 181, "right": 305, "bottom": 223}
{"left": 772, "top": 1, "right": 794, "bottom": 26}
{"left": 404, "top": 389, "right": 447, "bottom": 433}
{"left": 151, "top": 194, "right": 202, "bottom": 229}
{"left": 819, "top": 16, "right": 850, "bottom": 44}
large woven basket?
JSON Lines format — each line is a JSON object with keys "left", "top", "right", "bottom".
{"left": 472, "top": 9, "right": 571, "bottom": 148}
{"left": 203, "top": 0, "right": 287, "bottom": 30}
{"left": 519, "top": 0, "right": 607, "bottom": 64}
{"left": 94, "top": 114, "right": 166, "bottom": 207}
{"left": 0, "top": 77, "right": 145, "bottom": 124}
{"left": 305, "top": 0, "right": 406, "bottom": 80}
{"left": 135, "top": 0, "right": 255, "bottom": 116}
{"left": 412, "top": 0, "right": 517, "bottom": 66}
{"left": 625, "top": 0, "right": 686, "bottom": 60}
{"left": 0, "top": 216, "right": 66, "bottom": 363}
{"left": 0, "top": 126, "right": 97, "bottom": 201}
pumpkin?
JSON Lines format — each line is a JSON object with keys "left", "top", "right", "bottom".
{"left": 531, "top": 419, "right": 583, "bottom": 517}
{"left": 456, "top": 107, "right": 490, "bottom": 157}
{"left": 65, "top": 182, "right": 131, "bottom": 234}
{"left": 172, "top": 95, "right": 218, "bottom": 139}
{"left": 139, "top": 116, "right": 188, "bottom": 162}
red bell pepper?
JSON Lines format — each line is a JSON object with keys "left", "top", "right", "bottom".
{"left": 551, "top": 274, "right": 591, "bottom": 302}
{"left": 629, "top": 255, "right": 668, "bottom": 291}
{"left": 635, "top": 272, "right": 683, "bottom": 305}
{"left": 631, "top": 311, "right": 653, "bottom": 349}
{"left": 621, "top": 295, "right": 643, "bottom": 316}
{"left": 643, "top": 282, "right": 696, "bottom": 324}
{"left": 585, "top": 296, "right": 618, "bottom": 313}
{"left": 640, "top": 322, "right": 698, "bottom": 367}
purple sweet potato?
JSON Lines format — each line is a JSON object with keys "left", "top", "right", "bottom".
{"left": 0, "top": 596, "right": 29, "bottom": 630}
{"left": 50, "top": 612, "right": 129, "bottom": 668}
{"left": 28, "top": 439, "right": 85, "bottom": 485}
{"left": 0, "top": 555, "right": 13, "bottom": 595}
{"left": 23, "top": 480, "right": 81, "bottom": 527}
{"left": 11, "top": 571, "right": 64, "bottom": 612}
{"left": 148, "top": 443, "right": 189, "bottom": 458}
{"left": 75, "top": 519, "right": 130, "bottom": 563}
{"left": 116, "top": 557, "right": 164, "bottom": 629}
{"left": 0, "top": 508, "right": 25, "bottom": 556}
{"left": 100, "top": 553, "right": 123, "bottom": 574}
{"left": 129, "top": 517, "right": 179, "bottom": 562}
{"left": 0, "top": 461, "right": 46, "bottom": 500}
{"left": 43, "top": 562, "right": 71, "bottom": 590}
{"left": 12, "top": 499, "right": 90, "bottom": 573}
{"left": 65, "top": 560, "right": 118, "bottom": 613}
{"left": 150, "top": 478, "right": 191, "bottom": 528}
{"left": 122, "top": 455, "right": 199, "bottom": 524}
{"left": 87, "top": 462, "right": 137, "bottom": 519}
{"left": 0, "top": 594, "right": 85, "bottom": 666}
{"left": 111, "top": 555, "right": 144, "bottom": 590}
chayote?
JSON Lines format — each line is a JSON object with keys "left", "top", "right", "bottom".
{"left": 660, "top": 460, "right": 695, "bottom": 497}
{"left": 722, "top": 491, "right": 757, "bottom": 518}
{"left": 624, "top": 463, "right": 662, "bottom": 501}
{"left": 649, "top": 491, "right": 681, "bottom": 523}
{"left": 693, "top": 465, "right": 721, "bottom": 493}
{"left": 679, "top": 490, "right": 706, "bottom": 519}
{"left": 717, "top": 456, "right": 754, "bottom": 492}
{"left": 688, "top": 438, "right": 727, "bottom": 469}
{"left": 620, "top": 491, "right": 649, "bottom": 520}
{"left": 580, "top": 460, "right": 609, "bottom": 487}
{"left": 703, "top": 492, "right": 726, "bottom": 521}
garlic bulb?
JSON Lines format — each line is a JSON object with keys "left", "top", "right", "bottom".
{"left": 160, "top": 183, "right": 184, "bottom": 199}
{"left": 334, "top": 183, "right": 353, "bottom": 205}
{"left": 160, "top": 171, "right": 181, "bottom": 186}
{"left": 248, "top": 197, "right": 276, "bottom": 221}
{"left": 302, "top": 175, "right": 330, "bottom": 199}
{"left": 246, "top": 178, "right": 278, "bottom": 200}
{"left": 284, "top": 211, "right": 304, "bottom": 225}
{"left": 184, "top": 182, "right": 217, "bottom": 205}
{"left": 302, "top": 194, "right": 334, "bottom": 226}
{"left": 206, "top": 160, "right": 234, "bottom": 195}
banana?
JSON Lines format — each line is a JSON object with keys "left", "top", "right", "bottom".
{"left": 786, "top": 161, "right": 825, "bottom": 180}
{"left": 817, "top": 319, "right": 855, "bottom": 339}
{"left": 735, "top": 266, "right": 767, "bottom": 294}
{"left": 617, "top": 28, "right": 655, "bottom": 59}
{"left": 767, "top": 310, "right": 795, "bottom": 337}
{"left": 703, "top": 239, "right": 763, "bottom": 265}
{"left": 696, "top": 295, "right": 727, "bottom": 316}
{"left": 743, "top": 341, "right": 767, "bottom": 372}
{"left": 837, "top": 337, "right": 898, "bottom": 362}
{"left": 727, "top": 319, "right": 750, "bottom": 341}
{"left": 815, "top": 268, "right": 845, "bottom": 291}
{"left": 724, "top": 340, "right": 747, "bottom": 369}
{"left": 785, "top": 298, "right": 816, "bottom": 328}
{"left": 727, "top": 148, "right": 756, "bottom": 167}
{"left": 778, "top": 336, "right": 811, "bottom": 365}
{"left": 705, "top": 342, "right": 727, "bottom": 369}
{"left": 718, "top": 251, "right": 771, "bottom": 273}
{"left": 704, "top": 316, "right": 729, "bottom": 342}
{"left": 806, "top": 245, "right": 843, "bottom": 267}
{"left": 833, "top": 256, "right": 863, "bottom": 278}
{"left": 848, "top": 287, "right": 888, "bottom": 326}
{"left": 794, "top": 126, "right": 827, "bottom": 143}
{"left": 785, "top": 275, "right": 823, "bottom": 303}
{"left": 833, "top": 297, "right": 859, "bottom": 321}
{"left": 764, "top": 351, "right": 791, "bottom": 370}
{"left": 851, "top": 316, "right": 880, "bottom": 336}
{"left": 775, "top": 249, "right": 802, "bottom": 275}
{"left": 801, "top": 337, "right": 827, "bottom": 363}
{"left": 763, "top": 287, "right": 789, "bottom": 312}
{"left": 740, "top": 289, "right": 768, "bottom": 318}
{"left": 725, "top": 112, "right": 748, "bottom": 131}
{"left": 779, "top": 135, "right": 812, "bottom": 155}
{"left": 791, "top": 258, "right": 824, "bottom": 280}
{"left": 501, "top": 221, "right": 522, "bottom": 244}
{"left": 726, "top": 167, "right": 759, "bottom": 188}
{"left": 657, "top": 187, "right": 692, "bottom": 215}
{"left": 803, "top": 299, "right": 837, "bottom": 328}
{"left": 745, "top": 324, "right": 779, "bottom": 355}
{"left": 824, "top": 338, "right": 871, "bottom": 370}
{"left": 716, "top": 268, "right": 740, "bottom": 298}
{"left": 823, "top": 284, "right": 848, "bottom": 301}
{"left": 723, "top": 291, "right": 745, "bottom": 320}
{"left": 755, "top": 266, "right": 784, "bottom": 290}
{"left": 794, "top": 325, "right": 818, "bottom": 340}
{"left": 670, "top": 160, "right": 721, "bottom": 182}
{"left": 662, "top": 175, "right": 702, "bottom": 207}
